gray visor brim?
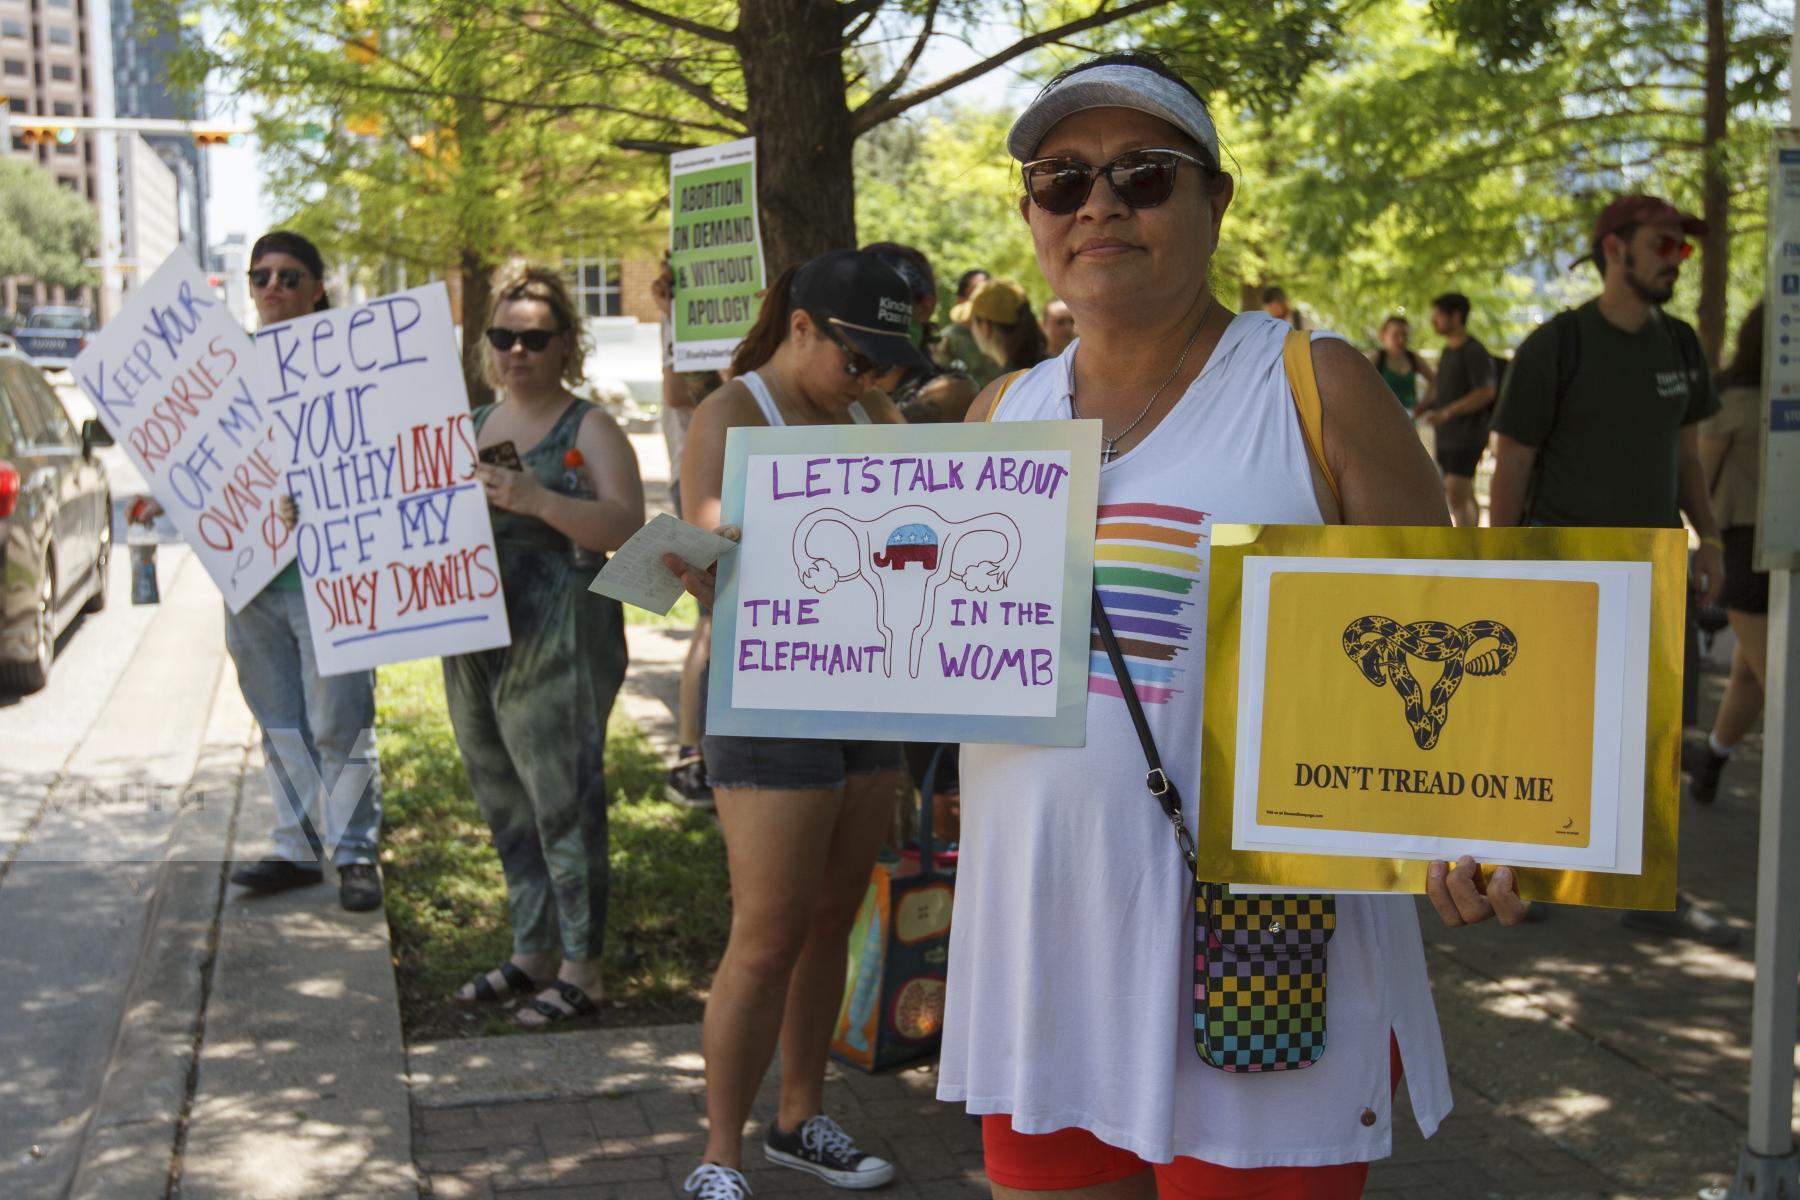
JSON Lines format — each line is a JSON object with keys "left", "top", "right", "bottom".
{"left": 1007, "top": 65, "right": 1220, "bottom": 166}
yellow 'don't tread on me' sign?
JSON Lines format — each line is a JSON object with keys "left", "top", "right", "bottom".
{"left": 1256, "top": 571, "right": 1598, "bottom": 850}
{"left": 1200, "top": 523, "right": 1687, "bottom": 911}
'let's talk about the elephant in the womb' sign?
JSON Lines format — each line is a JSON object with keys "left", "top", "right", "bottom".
{"left": 709, "top": 421, "right": 1101, "bottom": 746}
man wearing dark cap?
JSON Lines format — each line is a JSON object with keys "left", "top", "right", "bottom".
{"left": 1488, "top": 194, "right": 1735, "bottom": 946}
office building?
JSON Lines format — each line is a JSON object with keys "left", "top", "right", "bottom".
{"left": 111, "top": 0, "right": 205, "bottom": 258}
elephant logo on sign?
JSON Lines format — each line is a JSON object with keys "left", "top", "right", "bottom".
{"left": 1341, "top": 616, "right": 1519, "bottom": 750}
{"left": 793, "top": 505, "right": 1021, "bottom": 679}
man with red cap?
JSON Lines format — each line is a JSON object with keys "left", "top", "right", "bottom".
{"left": 1488, "top": 194, "right": 1736, "bottom": 946}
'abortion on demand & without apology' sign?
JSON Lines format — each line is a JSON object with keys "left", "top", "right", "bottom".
{"left": 670, "top": 137, "right": 765, "bottom": 372}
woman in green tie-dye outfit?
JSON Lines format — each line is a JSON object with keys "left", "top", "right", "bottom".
{"left": 446, "top": 263, "right": 645, "bottom": 1028}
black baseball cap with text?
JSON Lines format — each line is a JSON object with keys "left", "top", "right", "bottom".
{"left": 790, "top": 250, "right": 932, "bottom": 370}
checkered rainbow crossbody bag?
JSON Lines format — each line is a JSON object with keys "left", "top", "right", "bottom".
{"left": 1093, "top": 593, "right": 1337, "bottom": 1073}
{"left": 1193, "top": 883, "right": 1335, "bottom": 1071}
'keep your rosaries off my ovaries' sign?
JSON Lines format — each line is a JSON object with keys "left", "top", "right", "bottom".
{"left": 707, "top": 420, "right": 1102, "bottom": 747}
{"left": 74, "top": 252, "right": 290, "bottom": 611}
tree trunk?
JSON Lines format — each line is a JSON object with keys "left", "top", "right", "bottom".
{"left": 455, "top": 89, "right": 496, "bottom": 409}
{"left": 461, "top": 246, "right": 495, "bottom": 410}
{"left": 1698, "top": 0, "right": 1730, "bottom": 367}
{"left": 737, "top": 0, "right": 856, "bottom": 271}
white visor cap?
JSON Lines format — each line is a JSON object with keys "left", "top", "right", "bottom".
{"left": 1007, "top": 63, "right": 1220, "bottom": 167}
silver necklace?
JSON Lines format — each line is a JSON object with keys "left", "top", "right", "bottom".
{"left": 1071, "top": 300, "right": 1213, "bottom": 463}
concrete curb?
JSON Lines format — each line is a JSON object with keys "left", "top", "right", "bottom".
{"left": 67, "top": 669, "right": 253, "bottom": 1200}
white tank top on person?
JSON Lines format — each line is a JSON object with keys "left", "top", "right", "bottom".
{"left": 937, "top": 312, "right": 1453, "bottom": 1169}
{"left": 741, "top": 370, "right": 872, "bottom": 427}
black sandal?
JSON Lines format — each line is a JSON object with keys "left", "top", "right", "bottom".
{"left": 451, "top": 961, "right": 539, "bottom": 1005}
{"left": 517, "top": 979, "right": 600, "bottom": 1029}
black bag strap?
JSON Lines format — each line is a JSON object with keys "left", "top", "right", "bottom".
{"left": 1092, "top": 589, "right": 1197, "bottom": 871}
{"left": 1523, "top": 308, "right": 1584, "bottom": 524}
{"left": 916, "top": 744, "right": 946, "bottom": 877}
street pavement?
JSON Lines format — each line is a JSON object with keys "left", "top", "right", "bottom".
{"left": 0, "top": 404, "right": 244, "bottom": 1200}
{"left": 6, "top": 425, "right": 1793, "bottom": 1199}
{"left": 0, "top": 550, "right": 231, "bottom": 1196}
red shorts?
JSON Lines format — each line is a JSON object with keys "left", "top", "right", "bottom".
{"left": 980, "top": 1038, "right": 1401, "bottom": 1197}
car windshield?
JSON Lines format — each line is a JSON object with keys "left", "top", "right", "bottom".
{"left": 28, "top": 311, "right": 87, "bottom": 331}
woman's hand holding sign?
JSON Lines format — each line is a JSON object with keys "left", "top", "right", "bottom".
{"left": 1427, "top": 855, "right": 1531, "bottom": 928}
{"left": 663, "top": 525, "right": 741, "bottom": 610}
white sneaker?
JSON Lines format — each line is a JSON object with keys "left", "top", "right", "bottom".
{"left": 763, "top": 1113, "right": 896, "bottom": 1189}
{"left": 684, "top": 1162, "right": 753, "bottom": 1198}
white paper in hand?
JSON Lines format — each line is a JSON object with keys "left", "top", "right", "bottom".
{"left": 589, "top": 512, "right": 737, "bottom": 613}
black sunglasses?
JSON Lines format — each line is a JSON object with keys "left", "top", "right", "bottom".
{"left": 817, "top": 319, "right": 878, "bottom": 379}
{"left": 485, "top": 327, "right": 558, "bottom": 353}
{"left": 1021, "top": 148, "right": 1213, "bottom": 216}
{"left": 248, "top": 266, "right": 309, "bottom": 289}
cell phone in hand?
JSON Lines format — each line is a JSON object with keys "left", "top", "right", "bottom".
{"left": 479, "top": 440, "right": 522, "bottom": 471}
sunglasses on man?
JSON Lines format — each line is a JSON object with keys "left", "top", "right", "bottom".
{"left": 248, "top": 266, "right": 311, "bottom": 290}
{"left": 485, "top": 327, "right": 559, "bottom": 352}
{"left": 1610, "top": 228, "right": 1695, "bottom": 262}
{"left": 1647, "top": 233, "right": 1695, "bottom": 261}
{"left": 1021, "top": 148, "right": 1214, "bottom": 215}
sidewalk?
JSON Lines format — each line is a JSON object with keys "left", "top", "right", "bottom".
{"left": 394, "top": 631, "right": 1771, "bottom": 1200}
{"left": 69, "top": 657, "right": 417, "bottom": 1200}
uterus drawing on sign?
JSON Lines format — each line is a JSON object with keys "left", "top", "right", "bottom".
{"left": 792, "top": 505, "right": 1021, "bottom": 680}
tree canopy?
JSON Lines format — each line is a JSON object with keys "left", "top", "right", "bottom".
{"left": 0, "top": 160, "right": 99, "bottom": 294}
{"left": 1223, "top": 0, "right": 1789, "bottom": 354}
{"left": 160, "top": 0, "right": 1790, "bottom": 365}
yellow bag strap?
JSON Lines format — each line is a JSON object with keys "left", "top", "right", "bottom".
{"left": 981, "top": 370, "right": 1026, "bottom": 421}
{"left": 1283, "top": 329, "right": 1341, "bottom": 511}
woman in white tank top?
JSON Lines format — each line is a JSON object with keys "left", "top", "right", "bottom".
{"left": 936, "top": 54, "right": 1531, "bottom": 1199}
{"left": 668, "top": 251, "right": 930, "bottom": 1200}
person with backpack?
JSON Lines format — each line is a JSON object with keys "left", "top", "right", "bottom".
{"left": 1487, "top": 193, "right": 1736, "bottom": 947}
{"left": 1368, "top": 314, "right": 1434, "bottom": 415}
{"left": 1416, "top": 293, "right": 1496, "bottom": 527}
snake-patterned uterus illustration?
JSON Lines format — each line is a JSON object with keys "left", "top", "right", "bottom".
{"left": 1341, "top": 616, "right": 1518, "bottom": 750}
{"left": 793, "top": 505, "right": 1021, "bottom": 679}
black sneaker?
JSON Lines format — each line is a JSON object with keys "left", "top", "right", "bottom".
{"left": 337, "top": 863, "right": 384, "bottom": 912}
{"left": 683, "top": 1163, "right": 753, "bottom": 1198}
{"left": 764, "top": 1114, "right": 895, "bottom": 1190}
{"left": 666, "top": 754, "right": 714, "bottom": 809}
{"left": 230, "top": 857, "right": 324, "bottom": 893}
{"left": 1684, "top": 743, "right": 1729, "bottom": 806}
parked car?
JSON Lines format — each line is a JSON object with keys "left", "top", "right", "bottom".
{"left": 0, "top": 345, "right": 112, "bottom": 691}
{"left": 14, "top": 305, "right": 92, "bottom": 371}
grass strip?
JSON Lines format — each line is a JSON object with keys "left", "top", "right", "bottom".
{"left": 375, "top": 658, "right": 727, "bottom": 1039}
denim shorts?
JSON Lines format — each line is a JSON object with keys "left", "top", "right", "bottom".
{"left": 701, "top": 734, "right": 904, "bottom": 792}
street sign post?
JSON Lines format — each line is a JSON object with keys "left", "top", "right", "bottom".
{"left": 1721, "top": 47, "right": 1800, "bottom": 1194}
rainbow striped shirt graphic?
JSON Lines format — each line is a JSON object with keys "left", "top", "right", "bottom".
{"left": 1090, "top": 502, "right": 1210, "bottom": 705}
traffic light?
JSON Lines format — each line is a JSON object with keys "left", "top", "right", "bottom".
{"left": 14, "top": 123, "right": 73, "bottom": 147}
{"left": 193, "top": 129, "right": 245, "bottom": 147}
